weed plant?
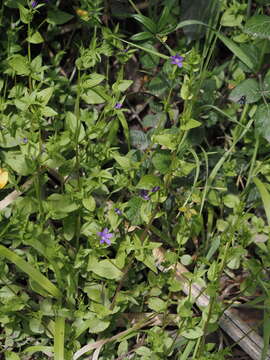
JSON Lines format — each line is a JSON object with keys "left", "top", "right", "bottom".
{"left": 1, "top": 0, "right": 270, "bottom": 359}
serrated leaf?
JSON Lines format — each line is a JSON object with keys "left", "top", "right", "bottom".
{"left": 244, "top": 15, "right": 270, "bottom": 39}
{"left": 229, "top": 78, "right": 261, "bottom": 103}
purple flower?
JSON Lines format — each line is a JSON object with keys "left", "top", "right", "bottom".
{"left": 151, "top": 186, "right": 160, "bottom": 193}
{"left": 97, "top": 228, "right": 113, "bottom": 245}
{"left": 140, "top": 189, "right": 150, "bottom": 200}
{"left": 22, "top": 137, "right": 28, "bottom": 144}
{"left": 115, "top": 103, "right": 122, "bottom": 109}
{"left": 31, "top": 0, "right": 48, "bottom": 7}
{"left": 171, "top": 54, "right": 184, "bottom": 68}
{"left": 114, "top": 208, "right": 122, "bottom": 215}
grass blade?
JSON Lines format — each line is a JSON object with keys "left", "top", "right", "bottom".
{"left": 253, "top": 177, "right": 270, "bottom": 225}
{"left": 54, "top": 315, "right": 65, "bottom": 360}
{"left": 0, "top": 244, "right": 62, "bottom": 299}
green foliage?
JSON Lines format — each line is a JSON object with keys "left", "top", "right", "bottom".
{"left": 0, "top": 0, "right": 270, "bottom": 358}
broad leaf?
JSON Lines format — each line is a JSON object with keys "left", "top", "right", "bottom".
{"left": 244, "top": 15, "right": 270, "bottom": 39}
{"left": 229, "top": 78, "right": 261, "bottom": 103}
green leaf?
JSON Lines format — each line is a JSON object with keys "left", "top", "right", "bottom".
{"left": 253, "top": 177, "right": 270, "bottom": 226}
{"left": 82, "top": 196, "right": 96, "bottom": 212}
{"left": 111, "top": 35, "right": 169, "bottom": 60}
{"left": 126, "top": 197, "right": 143, "bottom": 225}
{"left": 117, "top": 112, "right": 130, "bottom": 148}
{"left": 136, "top": 175, "right": 161, "bottom": 190}
{"left": 135, "top": 346, "right": 152, "bottom": 356}
{"left": 81, "top": 87, "right": 107, "bottom": 104}
{"left": 37, "top": 87, "right": 54, "bottom": 105}
{"left": 5, "top": 352, "right": 20, "bottom": 360}
{"left": 130, "top": 32, "right": 154, "bottom": 41}
{"left": 255, "top": 104, "right": 270, "bottom": 142}
{"left": 0, "top": 245, "right": 61, "bottom": 299}
{"left": 65, "top": 112, "right": 85, "bottom": 141}
{"left": 148, "top": 297, "right": 166, "bottom": 312}
{"left": 223, "top": 194, "right": 240, "bottom": 209}
{"left": 181, "top": 119, "right": 201, "bottom": 130}
{"left": 76, "top": 314, "right": 110, "bottom": 335}
{"left": 112, "top": 80, "right": 133, "bottom": 92}
{"left": 152, "top": 150, "right": 172, "bottom": 174}
{"left": 42, "top": 106, "right": 58, "bottom": 117}
{"left": 151, "top": 129, "right": 179, "bottom": 150}
{"left": 47, "top": 10, "right": 74, "bottom": 25}
{"left": 54, "top": 316, "right": 65, "bottom": 360}
{"left": 140, "top": 44, "right": 160, "bottom": 69}
{"left": 113, "top": 153, "right": 136, "bottom": 170}
{"left": 22, "top": 346, "right": 53, "bottom": 357}
{"left": 8, "top": 55, "right": 30, "bottom": 75}
{"left": 229, "top": 78, "right": 261, "bottom": 103}
{"left": 182, "top": 327, "right": 204, "bottom": 339}
{"left": 47, "top": 194, "right": 80, "bottom": 214}
{"left": 27, "top": 31, "right": 44, "bottom": 44}
{"left": 157, "top": 6, "right": 171, "bottom": 32}
{"left": 130, "top": 129, "right": 150, "bottom": 150}
{"left": 132, "top": 14, "right": 157, "bottom": 33}
{"left": 82, "top": 73, "right": 105, "bottom": 89}
{"left": 90, "top": 259, "right": 123, "bottom": 280}
{"left": 244, "top": 15, "right": 270, "bottom": 39}
{"left": 18, "top": 4, "right": 32, "bottom": 24}
{"left": 217, "top": 33, "right": 255, "bottom": 70}
{"left": 4, "top": 151, "right": 34, "bottom": 176}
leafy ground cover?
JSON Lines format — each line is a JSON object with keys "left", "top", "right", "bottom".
{"left": 1, "top": 0, "right": 270, "bottom": 359}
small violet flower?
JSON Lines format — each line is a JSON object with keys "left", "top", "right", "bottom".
{"left": 115, "top": 103, "right": 122, "bottom": 109}
{"left": 97, "top": 228, "right": 113, "bottom": 245}
{"left": 171, "top": 54, "right": 184, "bottom": 68}
{"left": 22, "top": 137, "right": 28, "bottom": 144}
{"left": 31, "top": 0, "right": 48, "bottom": 8}
{"left": 114, "top": 208, "right": 122, "bottom": 216}
{"left": 140, "top": 189, "right": 150, "bottom": 200}
{"left": 151, "top": 186, "right": 160, "bottom": 193}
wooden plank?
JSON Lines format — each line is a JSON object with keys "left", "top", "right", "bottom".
{"left": 0, "top": 179, "right": 33, "bottom": 210}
